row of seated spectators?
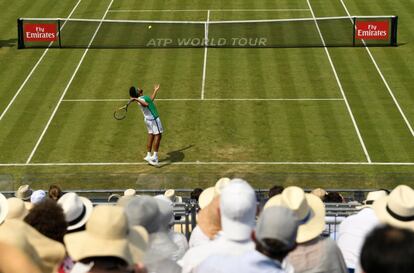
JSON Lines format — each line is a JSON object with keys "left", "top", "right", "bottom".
{"left": 0, "top": 179, "right": 413, "bottom": 273}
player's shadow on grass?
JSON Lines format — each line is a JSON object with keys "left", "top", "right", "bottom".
{"left": 0, "top": 38, "right": 17, "bottom": 48}
{"left": 159, "top": 145, "right": 193, "bottom": 168}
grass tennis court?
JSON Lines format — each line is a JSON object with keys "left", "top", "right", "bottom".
{"left": 0, "top": 0, "right": 413, "bottom": 190}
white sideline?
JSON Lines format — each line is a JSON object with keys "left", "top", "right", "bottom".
{"left": 307, "top": 0, "right": 371, "bottom": 163}
{"left": 108, "top": 9, "right": 311, "bottom": 12}
{"left": 0, "top": 161, "right": 413, "bottom": 167}
{"left": 62, "top": 98, "right": 344, "bottom": 102}
{"left": 339, "top": 0, "right": 414, "bottom": 137}
{"left": 0, "top": 0, "right": 83, "bottom": 122}
{"left": 26, "top": 0, "right": 115, "bottom": 164}
{"left": 201, "top": 10, "right": 210, "bottom": 100}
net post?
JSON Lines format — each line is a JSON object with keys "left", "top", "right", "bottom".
{"left": 390, "top": 16, "right": 398, "bottom": 46}
{"left": 17, "top": 18, "right": 25, "bottom": 49}
{"left": 352, "top": 17, "right": 356, "bottom": 47}
{"left": 57, "top": 19, "right": 62, "bottom": 48}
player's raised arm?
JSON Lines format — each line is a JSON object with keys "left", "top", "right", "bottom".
{"left": 150, "top": 84, "right": 160, "bottom": 101}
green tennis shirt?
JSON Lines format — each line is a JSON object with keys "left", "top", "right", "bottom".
{"left": 139, "top": 95, "right": 159, "bottom": 119}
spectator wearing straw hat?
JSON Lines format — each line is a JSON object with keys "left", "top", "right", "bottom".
{"left": 181, "top": 179, "right": 257, "bottom": 273}
{"left": 337, "top": 190, "right": 387, "bottom": 273}
{"left": 64, "top": 205, "right": 148, "bottom": 273}
{"left": 0, "top": 192, "right": 8, "bottom": 224}
{"left": 196, "top": 206, "right": 299, "bottom": 273}
{"left": 5, "top": 197, "right": 28, "bottom": 220}
{"left": 265, "top": 186, "right": 347, "bottom": 273}
{"left": 15, "top": 184, "right": 33, "bottom": 201}
{"left": 164, "top": 189, "right": 183, "bottom": 203}
{"left": 372, "top": 185, "right": 414, "bottom": 231}
{"left": 188, "top": 178, "right": 230, "bottom": 248}
{"left": 0, "top": 242, "right": 42, "bottom": 273}
{"left": 0, "top": 219, "right": 66, "bottom": 273}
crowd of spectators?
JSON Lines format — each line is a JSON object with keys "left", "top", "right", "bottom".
{"left": 0, "top": 179, "right": 413, "bottom": 273}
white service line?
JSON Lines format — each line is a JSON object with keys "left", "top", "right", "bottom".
{"left": 0, "top": 161, "right": 413, "bottom": 167}
{"left": 108, "top": 9, "right": 311, "bottom": 12}
{"left": 339, "top": 0, "right": 414, "bottom": 137}
{"left": 0, "top": 0, "right": 83, "bottom": 122}
{"left": 62, "top": 98, "right": 344, "bottom": 102}
{"left": 26, "top": 0, "right": 115, "bottom": 164}
{"left": 201, "top": 10, "right": 210, "bottom": 100}
{"left": 307, "top": 0, "right": 371, "bottom": 163}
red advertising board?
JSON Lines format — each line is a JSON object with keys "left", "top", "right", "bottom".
{"left": 355, "top": 21, "right": 389, "bottom": 40}
{"left": 24, "top": 23, "right": 57, "bottom": 42}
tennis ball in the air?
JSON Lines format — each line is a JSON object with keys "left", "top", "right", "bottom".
{"left": 148, "top": 25, "right": 152, "bottom": 29}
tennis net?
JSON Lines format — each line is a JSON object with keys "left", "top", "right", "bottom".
{"left": 17, "top": 15, "right": 398, "bottom": 49}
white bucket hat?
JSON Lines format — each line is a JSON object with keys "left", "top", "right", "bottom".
{"left": 64, "top": 205, "right": 148, "bottom": 265}
{"left": 58, "top": 192, "right": 93, "bottom": 231}
{"left": 265, "top": 186, "right": 325, "bottom": 243}
{"left": 373, "top": 185, "right": 414, "bottom": 231}
{"left": 0, "top": 193, "right": 8, "bottom": 224}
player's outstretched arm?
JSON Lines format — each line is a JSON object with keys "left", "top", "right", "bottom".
{"left": 150, "top": 84, "right": 160, "bottom": 101}
{"left": 131, "top": 97, "right": 148, "bottom": 107}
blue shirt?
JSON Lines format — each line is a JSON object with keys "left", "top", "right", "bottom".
{"left": 195, "top": 250, "right": 285, "bottom": 273}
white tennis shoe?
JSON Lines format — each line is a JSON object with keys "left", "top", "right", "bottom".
{"left": 148, "top": 158, "right": 159, "bottom": 167}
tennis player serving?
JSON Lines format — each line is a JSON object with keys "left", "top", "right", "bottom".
{"left": 130, "top": 84, "right": 163, "bottom": 166}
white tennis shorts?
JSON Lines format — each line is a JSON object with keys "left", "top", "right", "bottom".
{"left": 144, "top": 117, "right": 163, "bottom": 134}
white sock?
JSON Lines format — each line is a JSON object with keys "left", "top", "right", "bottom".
{"left": 153, "top": 152, "right": 158, "bottom": 159}
{"left": 146, "top": 152, "right": 151, "bottom": 157}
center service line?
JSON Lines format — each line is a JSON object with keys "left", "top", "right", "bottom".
{"left": 307, "top": 0, "right": 372, "bottom": 163}
{"left": 201, "top": 10, "right": 210, "bottom": 100}
{"left": 0, "top": 0, "right": 83, "bottom": 122}
{"left": 339, "top": 0, "right": 414, "bottom": 137}
{"left": 26, "top": 0, "right": 115, "bottom": 164}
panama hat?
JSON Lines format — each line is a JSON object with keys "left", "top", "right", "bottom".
{"left": 311, "top": 188, "right": 327, "bottom": 200}
{"left": 124, "top": 188, "right": 137, "bottom": 197}
{"left": 15, "top": 184, "right": 33, "bottom": 201}
{"left": 164, "top": 189, "right": 183, "bottom": 203}
{"left": 373, "top": 185, "right": 414, "bottom": 231}
{"left": 357, "top": 190, "right": 388, "bottom": 209}
{"left": 0, "top": 219, "right": 65, "bottom": 273}
{"left": 198, "top": 177, "right": 232, "bottom": 209}
{"left": 124, "top": 195, "right": 160, "bottom": 233}
{"left": 5, "top": 197, "right": 28, "bottom": 220}
{"left": 58, "top": 192, "right": 93, "bottom": 231}
{"left": 64, "top": 206, "right": 148, "bottom": 265}
{"left": 0, "top": 193, "right": 8, "bottom": 224}
{"left": 265, "top": 186, "right": 325, "bottom": 243}
{"left": 214, "top": 177, "right": 231, "bottom": 195}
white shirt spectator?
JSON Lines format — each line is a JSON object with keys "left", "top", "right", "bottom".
{"left": 168, "top": 230, "right": 188, "bottom": 261}
{"left": 179, "top": 232, "right": 255, "bottom": 273}
{"left": 337, "top": 208, "right": 380, "bottom": 270}
{"left": 188, "top": 225, "right": 211, "bottom": 248}
{"left": 195, "top": 250, "right": 285, "bottom": 273}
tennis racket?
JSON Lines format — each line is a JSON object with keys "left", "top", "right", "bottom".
{"left": 113, "top": 99, "right": 133, "bottom": 120}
